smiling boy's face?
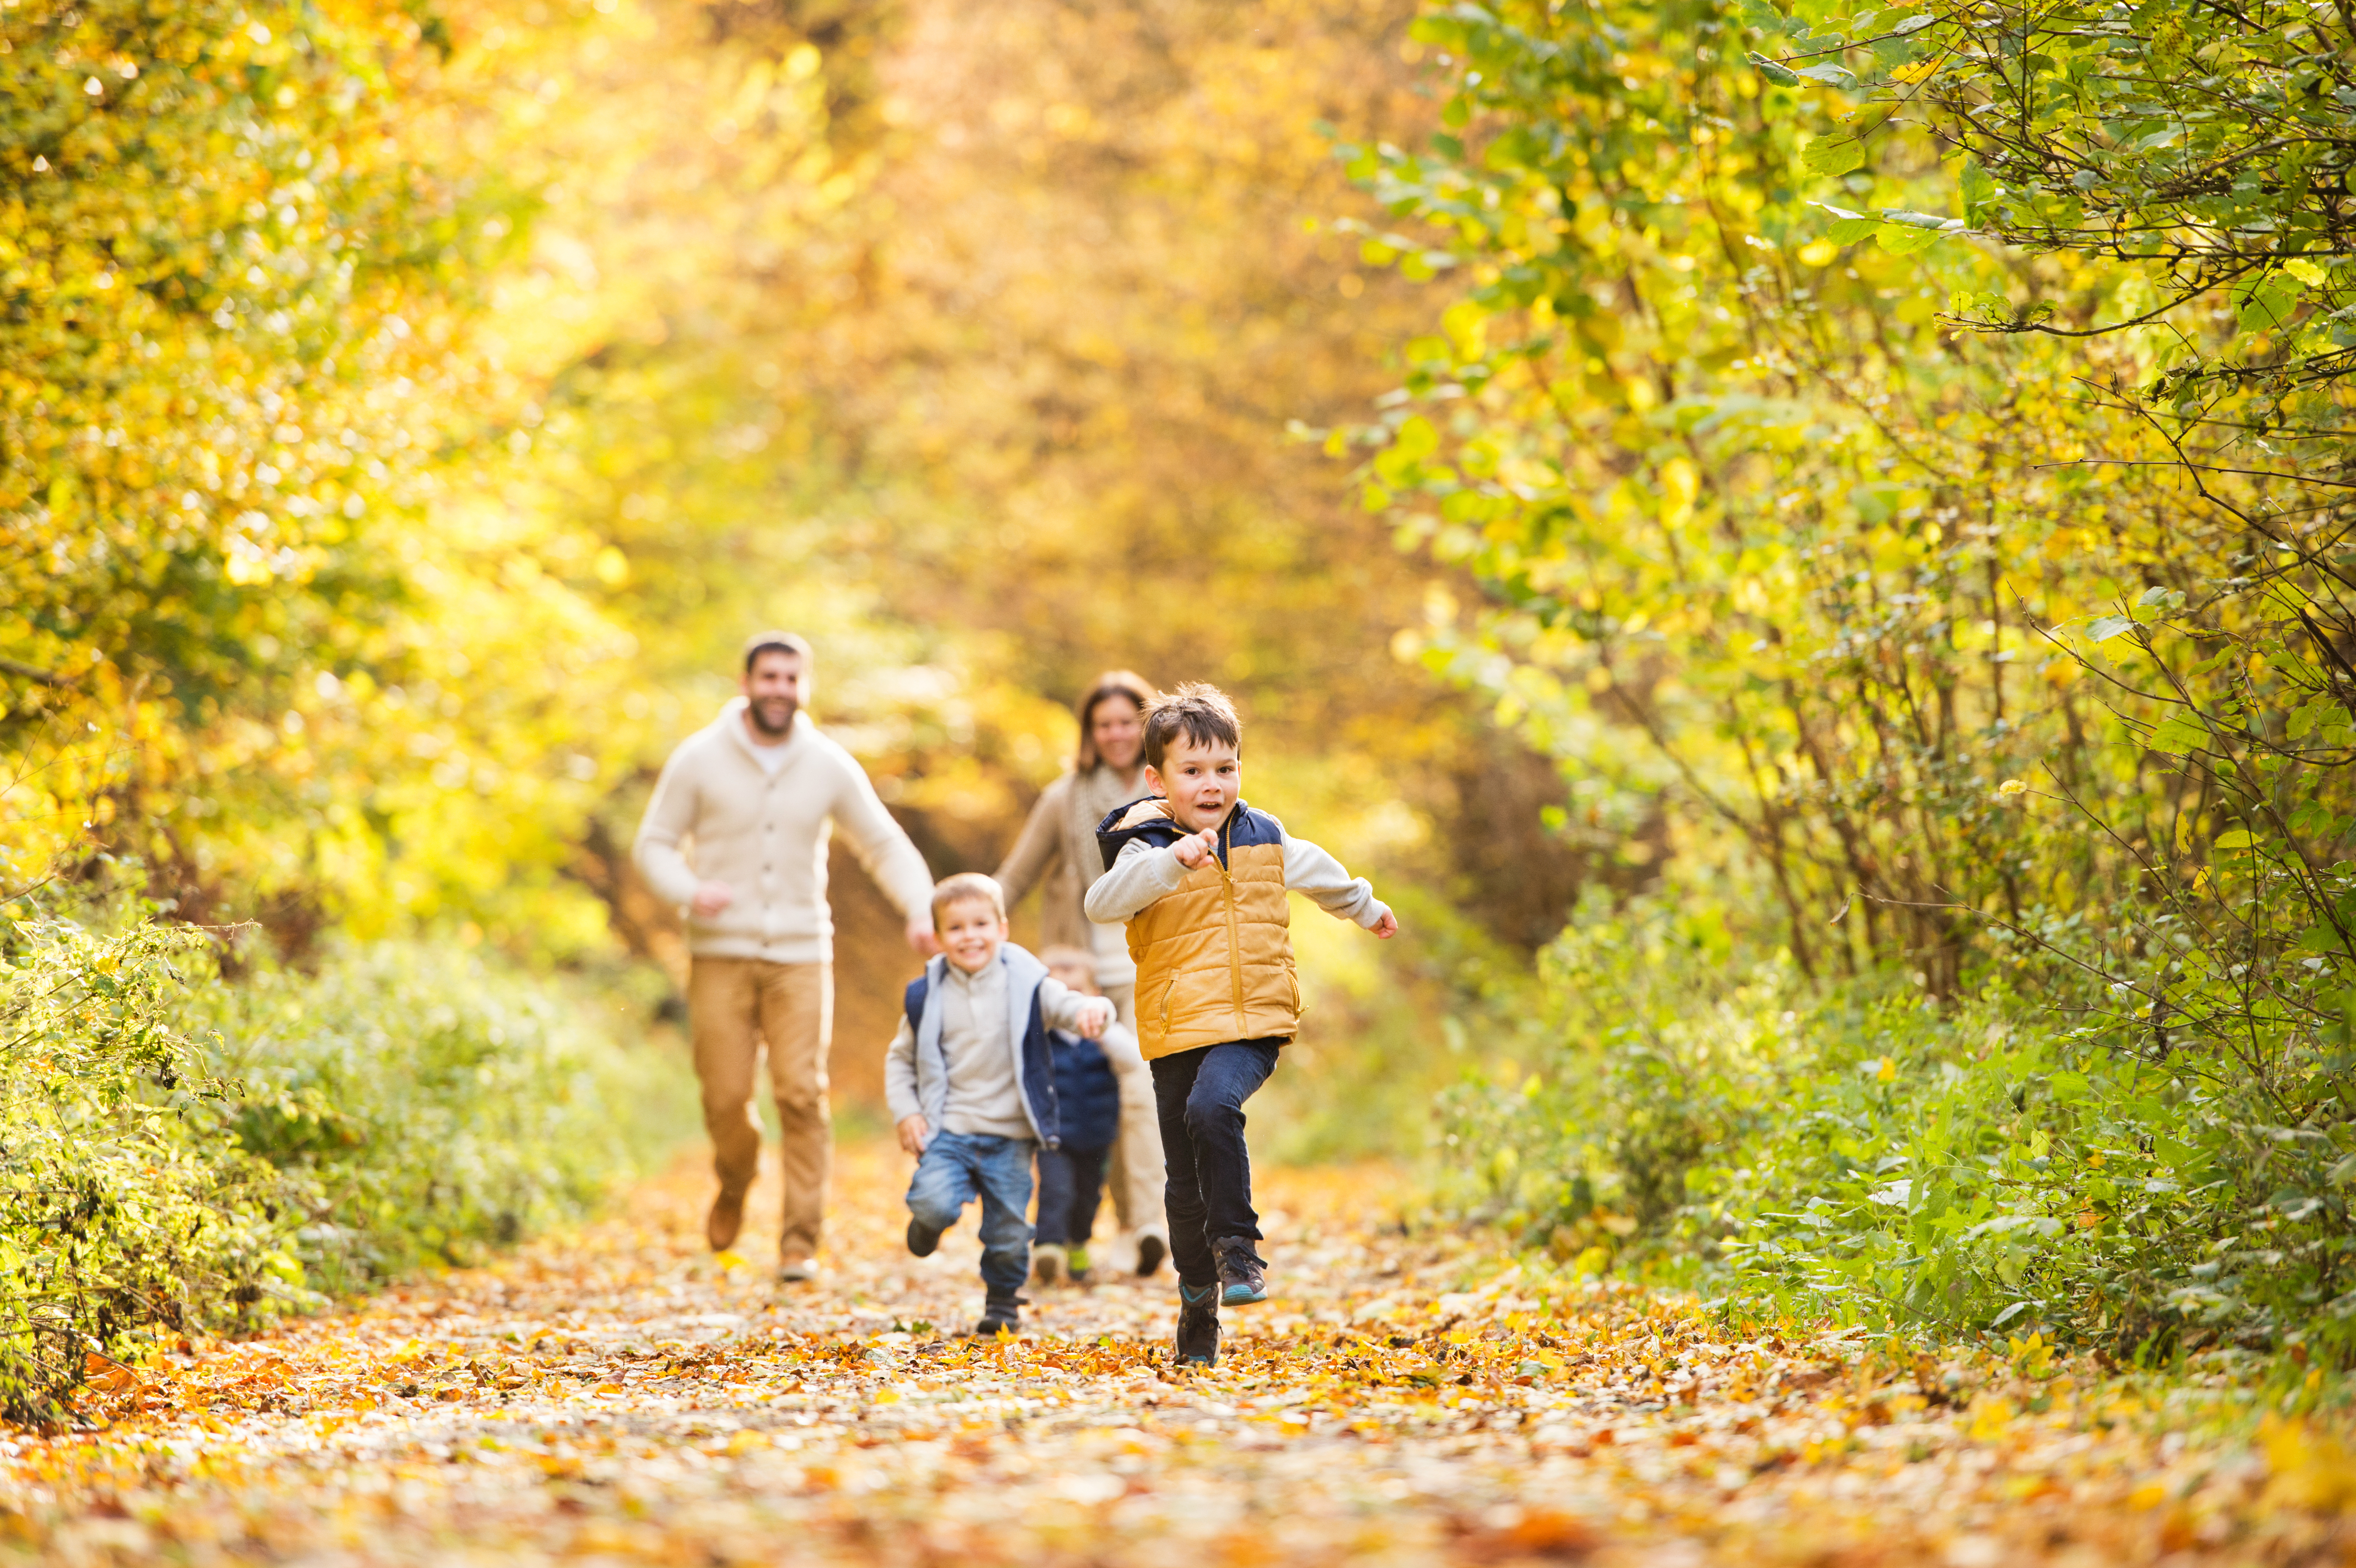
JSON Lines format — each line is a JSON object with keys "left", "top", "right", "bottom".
{"left": 1145, "top": 731, "right": 1241, "bottom": 834}
{"left": 936, "top": 897, "right": 1008, "bottom": 974}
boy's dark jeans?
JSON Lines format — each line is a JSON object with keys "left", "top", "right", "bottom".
{"left": 1035, "top": 1144, "right": 1110, "bottom": 1249}
{"left": 1150, "top": 1038, "right": 1283, "bottom": 1288}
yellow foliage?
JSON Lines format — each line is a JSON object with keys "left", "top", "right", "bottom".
{"left": 2262, "top": 1416, "right": 2356, "bottom": 1514}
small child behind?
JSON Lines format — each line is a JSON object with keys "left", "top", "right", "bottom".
{"left": 1030, "top": 946, "right": 1145, "bottom": 1285}
{"left": 885, "top": 873, "right": 1113, "bottom": 1337}
{"left": 1083, "top": 684, "right": 1396, "bottom": 1368}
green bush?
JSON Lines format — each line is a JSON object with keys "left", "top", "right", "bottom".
{"left": 0, "top": 918, "right": 302, "bottom": 1421}
{"left": 1435, "top": 897, "right": 1782, "bottom": 1269}
{"left": 198, "top": 942, "right": 694, "bottom": 1289}
{"left": 1440, "top": 894, "right": 2356, "bottom": 1364}
{"left": 0, "top": 912, "right": 689, "bottom": 1418}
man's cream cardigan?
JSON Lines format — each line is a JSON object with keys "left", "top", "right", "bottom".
{"left": 633, "top": 700, "right": 935, "bottom": 965}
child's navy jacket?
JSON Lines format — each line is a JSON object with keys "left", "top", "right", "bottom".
{"left": 1047, "top": 1030, "right": 1121, "bottom": 1150}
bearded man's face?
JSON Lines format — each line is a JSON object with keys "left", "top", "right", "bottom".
{"left": 741, "top": 650, "right": 807, "bottom": 739}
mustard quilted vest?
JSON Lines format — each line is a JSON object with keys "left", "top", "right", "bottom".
{"left": 1098, "top": 803, "right": 1301, "bottom": 1060}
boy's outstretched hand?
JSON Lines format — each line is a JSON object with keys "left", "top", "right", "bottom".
{"left": 895, "top": 1114, "right": 931, "bottom": 1156}
{"left": 1171, "top": 827, "right": 1219, "bottom": 868}
{"left": 1370, "top": 911, "right": 1398, "bottom": 939}
{"left": 1072, "top": 997, "right": 1115, "bottom": 1039}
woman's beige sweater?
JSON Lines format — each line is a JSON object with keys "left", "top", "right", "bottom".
{"left": 633, "top": 700, "right": 935, "bottom": 964}
{"left": 994, "top": 765, "right": 1141, "bottom": 989}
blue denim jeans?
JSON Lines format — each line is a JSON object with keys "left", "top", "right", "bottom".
{"left": 1150, "top": 1039, "right": 1283, "bottom": 1288}
{"left": 905, "top": 1130, "right": 1036, "bottom": 1307}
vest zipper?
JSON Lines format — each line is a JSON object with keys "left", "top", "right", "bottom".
{"left": 1220, "top": 816, "right": 1244, "bottom": 1033}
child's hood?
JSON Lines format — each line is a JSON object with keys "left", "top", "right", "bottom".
{"left": 1095, "top": 796, "right": 1258, "bottom": 871}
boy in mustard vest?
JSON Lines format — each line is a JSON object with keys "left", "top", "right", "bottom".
{"left": 1083, "top": 684, "right": 1396, "bottom": 1366}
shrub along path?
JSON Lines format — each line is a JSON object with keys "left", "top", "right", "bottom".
{"left": 7, "top": 1144, "right": 2351, "bottom": 1565}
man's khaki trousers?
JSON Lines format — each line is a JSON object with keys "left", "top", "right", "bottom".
{"left": 689, "top": 958, "right": 831, "bottom": 1260}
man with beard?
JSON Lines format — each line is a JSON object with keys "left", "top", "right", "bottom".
{"left": 636, "top": 632, "right": 938, "bottom": 1281}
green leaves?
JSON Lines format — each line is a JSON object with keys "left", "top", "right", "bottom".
{"left": 0, "top": 918, "right": 294, "bottom": 1419}
{"left": 1812, "top": 202, "right": 1883, "bottom": 243}
{"left": 1874, "top": 222, "right": 1944, "bottom": 254}
{"left": 204, "top": 940, "right": 691, "bottom": 1288}
{"left": 2238, "top": 272, "right": 2304, "bottom": 335}
{"left": 1782, "top": 0, "right": 2356, "bottom": 428}
{"left": 1362, "top": 0, "right": 2356, "bottom": 1360}
{"left": 0, "top": 910, "right": 688, "bottom": 1416}
{"left": 2148, "top": 715, "right": 2214, "bottom": 752}
{"left": 1802, "top": 130, "right": 1866, "bottom": 176}
{"left": 1793, "top": 61, "right": 1859, "bottom": 86}
{"left": 1809, "top": 199, "right": 1959, "bottom": 252}
{"left": 2084, "top": 614, "right": 2138, "bottom": 643}
{"left": 1959, "top": 159, "right": 1997, "bottom": 224}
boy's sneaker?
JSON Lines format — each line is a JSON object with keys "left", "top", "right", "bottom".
{"left": 1066, "top": 1246, "right": 1091, "bottom": 1284}
{"left": 1213, "top": 1236, "right": 1268, "bottom": 1306}
{"left": 970, "top": 1300, "right": 1021, "bottom": 1338}
{"left": 1173, "top": 1282, "right": 1221, "bottom": 1367}
{"left": 1135, "top": 1234, "right": 1167, "bottom": 1278}
{"left": 906, "top": 1217, "right": 945, "bottom": 1258}
{"left": 1031, "top": 1243, "right": 1068, "bottom": 1287}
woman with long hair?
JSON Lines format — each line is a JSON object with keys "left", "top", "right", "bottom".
{"left": 996, "top": 670, "right": 1168, "bottom": 1275}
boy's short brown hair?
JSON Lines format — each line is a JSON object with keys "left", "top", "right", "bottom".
{"left": 1143, "top": 682, "right": 1242, "bottom": 771}
{"left": 929, "top": 872, "right": 1006, "bottom": 927}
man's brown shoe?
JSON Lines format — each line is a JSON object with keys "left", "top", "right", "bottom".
{"left": 707, "top": 1189, "right": 746, "bottom": 1252}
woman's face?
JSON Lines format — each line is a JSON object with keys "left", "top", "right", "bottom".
{"left": 1091, "top": 696, "right": 1145, "bottom": 773}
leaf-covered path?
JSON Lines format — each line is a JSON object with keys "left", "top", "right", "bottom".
{"left": 10, "top": 1145, "right": 2350, "bottom": 1566}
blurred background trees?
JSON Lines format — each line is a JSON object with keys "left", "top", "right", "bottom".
{"left": 2, "top": 0, "right": 1582, "bottom": 1146}
{"left": 11, "top": 0, "right": 2354, "bottom": 1361}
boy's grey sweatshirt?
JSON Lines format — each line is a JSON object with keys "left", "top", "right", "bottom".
{"left": 1083, "top": 813, "right": 1390, "bottom": 929}
{"left": 883, "top": 955, "right": 1098, "bottom": 1138}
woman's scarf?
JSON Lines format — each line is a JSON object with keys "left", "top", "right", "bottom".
{"left": 1063, "top": 763, "right": 1142, "bottom": 970}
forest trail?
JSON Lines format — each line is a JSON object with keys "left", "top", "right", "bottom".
{"left": 5, "top": 1144, "right": 2344, "bottom": 1567}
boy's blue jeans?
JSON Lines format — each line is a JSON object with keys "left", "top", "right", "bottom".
{"left": 1150, "top": 1039, "right": 1283, "bottom": 1288}
{"left": 905, "top": 1130, "right": 1035, "bottom": 1307}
